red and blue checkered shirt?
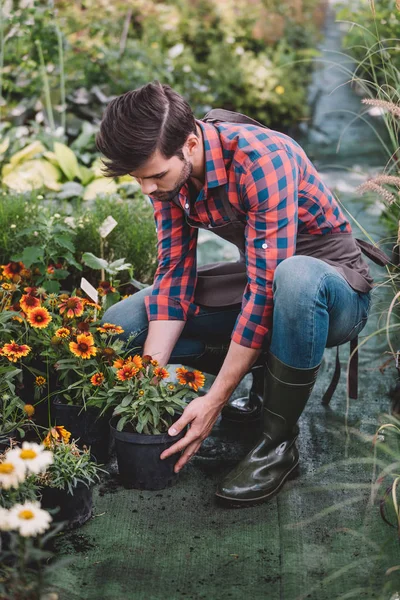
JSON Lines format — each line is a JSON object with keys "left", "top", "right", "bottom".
{"left": 145, "top": 120, "right": 352, "bottom": 349}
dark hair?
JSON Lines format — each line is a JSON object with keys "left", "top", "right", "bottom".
{"left": 96, "top": 81, "right": 198, "bottom": 178}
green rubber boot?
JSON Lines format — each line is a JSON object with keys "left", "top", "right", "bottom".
{"left": 215, "top": 351, "right": 321, "bottom": 506}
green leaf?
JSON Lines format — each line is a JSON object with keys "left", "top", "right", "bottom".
{"left": 120, "top": 394, "right": 132, "bottom": 408}
{"left": 54, "top": 142, "right": 81, "bottom": 181}
{"left": 42, "top": 279, "right": 61, "bottom": 293}
{"left": 82, "top": 252, "right": 108, "bottom": 270}
{"left": 12, "top": 246, "right": 44, "bottom": 267}
{"left": 54, "top": 235, "right": 75, "bottom": 253}
{"left": 53, "top": 269, "right": 70, "bottom": 280}
{"left": 102, "top": 291, "right": 120, "bottom": 312}
{"left": 64, "top": 251, "right": 83, "bottom": 271}
{"left": 117, "top": 415, "right": 129, "bottom": 431}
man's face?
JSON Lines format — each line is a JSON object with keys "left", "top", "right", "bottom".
{"left": 130, "top": 149, "right": 193, "bottom": 202}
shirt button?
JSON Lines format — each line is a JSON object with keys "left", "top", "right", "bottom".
{"left": 185, "top": 203, "right": 189, "bottom": 209}
{"left": 262, "top": 243, "right": 268, "bottom": 249}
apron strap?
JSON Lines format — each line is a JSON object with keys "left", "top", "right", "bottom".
{"left": 321, "top": 336, "right": 359, "bottom": 405}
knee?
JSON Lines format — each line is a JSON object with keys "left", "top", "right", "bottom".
{"left": 273, "top": 256, "right": 326, "bottom": 299}
{"left": 100, "top": 289, "right": 150, "bottom": 346}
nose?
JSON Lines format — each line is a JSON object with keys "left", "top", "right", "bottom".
{"left": 139, "top": 180, "right": 158, "bottom": 195}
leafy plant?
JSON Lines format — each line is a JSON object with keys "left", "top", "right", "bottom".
{"left": 38, "top": 436, "right": 104, "bottom": 495}
{"left": 90, "top": 354, "right": 205, "bottom": 434}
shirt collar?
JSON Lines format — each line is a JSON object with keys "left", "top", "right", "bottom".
{"left": 196, "top": 119, "right": 228, "bottom": 193}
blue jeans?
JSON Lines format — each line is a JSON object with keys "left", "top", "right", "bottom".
{"left": 102, "top": 256, "right": 372, "bottom": 369}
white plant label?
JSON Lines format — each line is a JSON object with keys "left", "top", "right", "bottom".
{"left": 80, "top": 277, "right": 99, "bottom": 304}
{"left": 99, "top": 215, "right": 118, "bottom": 239}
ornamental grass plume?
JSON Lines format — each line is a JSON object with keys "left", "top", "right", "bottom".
{"left": 362, "top": 98, "right": 400, "bottom": 120}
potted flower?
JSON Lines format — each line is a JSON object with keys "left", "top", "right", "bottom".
{"left": 37, "top": 426, "right": 104, "bottom": 529}
{"left": 91, "top": 354, "right": 205, "bottom": 490}
{"left": 0, "top": 441, "right": 63, "bottom": 599}
{"left": 3, "top": 286, "right": 127, "bottom": 462}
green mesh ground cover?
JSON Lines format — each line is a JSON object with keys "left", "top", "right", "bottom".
{"left": 51, "top": 179, "right": 400, "bottom": 600}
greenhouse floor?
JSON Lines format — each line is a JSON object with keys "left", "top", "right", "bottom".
{"left": 52, "top": 331, "right": 398, "bottom": 600}
{"left": 52, "top": 170, "right": 400, "bottom": 599}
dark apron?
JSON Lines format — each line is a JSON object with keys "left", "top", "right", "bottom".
{"left": 170, "top": 180, "right": 390, "bottom": 405}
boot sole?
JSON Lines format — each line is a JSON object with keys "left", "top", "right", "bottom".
{"left": 215, "top": 462, "right": 300, "bottom": 508}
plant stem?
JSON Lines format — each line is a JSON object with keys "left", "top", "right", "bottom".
{"left": 55, "top": 22, "right": 66, "bottom": 134}
{"left": 35, "top": 39, "right": 56, "bottom": 133}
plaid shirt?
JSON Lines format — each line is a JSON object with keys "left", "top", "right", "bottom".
{"left": 145, "top": 120, "right": 351, "bottom": 349}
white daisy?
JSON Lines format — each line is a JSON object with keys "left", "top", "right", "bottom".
{"left": 8, "top": 501, "right": 52, "bottom": 537}
{"left": 0, "top": 456, "right": 26, "bottom": 489}
{"left": 0, "top": 507, "right": 12, "bottom": 531}
{"left": 7, "top": 442, "right": 53, "bottom": 475}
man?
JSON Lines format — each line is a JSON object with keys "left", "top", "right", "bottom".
{"left": 96, "top": 81, "right": 374, "bottom": 506}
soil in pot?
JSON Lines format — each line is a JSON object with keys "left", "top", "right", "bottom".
{"left": 51, "top": 399, "right": 111, "bottom": 464}
{"left": 110, "top": 417, "right": 186, "bottom": 491}
{"left": 40, "top": 482, "right": 93, "bottom": 530}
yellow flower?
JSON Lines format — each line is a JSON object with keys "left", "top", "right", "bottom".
{"left": 55, "top": 327, "right": 70, "bottom": 339}
{"left": 69, "top": 333, "right": 97, "bottom": 359}
{"left": 35, "top": 376, "right": 46, "bottom": 388}
{"left": 27, "top": 306, "right": 52, "bottom": 329}
{"left": 23, "top": 404, "right": 35, "bottom": 417}
{"left": 42, "top": 426, "right": 71, "bottom": 447}
{"left": 275, "top": 85, "right": 285, "bottom": 95}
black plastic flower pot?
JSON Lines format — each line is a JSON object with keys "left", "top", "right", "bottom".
{"left": 0, "top": 429, "right": 17, "bottom": 453}
{"left": 110, "top": 417, "right": 186, "bottom": 491}
{"left": 51, "top": 399, "right": 111, "bottom": 464}
{"left": 40, "top": 482, "right": 93, "bottom": 530}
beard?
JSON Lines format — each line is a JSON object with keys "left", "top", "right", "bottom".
{"left": 150, "top": 159, "right": 193, "bottom": 202}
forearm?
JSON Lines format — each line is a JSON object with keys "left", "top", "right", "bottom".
{"left": 208, "top": 340, "right": 262, "bottom": 408}
{"left": 142, "top": 320, "right": 186, "bottom": 366}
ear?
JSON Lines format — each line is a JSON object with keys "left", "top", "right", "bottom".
{"left": 185, "top": 131, "right": 201, "bottom": 157}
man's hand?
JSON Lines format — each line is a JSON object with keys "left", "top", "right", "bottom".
{"left": 160, "top": 394, "right": 222, "bottom": 473}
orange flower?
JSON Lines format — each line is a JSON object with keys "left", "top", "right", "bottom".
{"left": 90, "top": 372, "right": 105, "bottom": 386}
{"left": 2, "top": 341, "right": 31, "bottom": 362}
{"left": 3, "top": 261, "right": 25, "bottom": 281}
{"left": 23, "top": 404, "right": 35, "bottom": 417}
{"left": 97, "top": 323, "right": 124, "bottom": 335}
{"left": 35, "top": 376, "right": 46, "bottom": 388}
{"left": 126, "top": 355, "right": 143, "bottom": 370}
{"left": 55, "top": 327, "right": 70, "bottom": 339}
{"left": 176, "top": 367, "right": 205, "bottom": 392}
{"left": 59, "top": 296, "right": 84, "bottom": 319}
{"left": 19, "top": 294, "right": 41, "bottom": 313}
{"left": 97, "top": 281, "right": 116, "bottom": 297}
{"left": 43, "top": 425, "right": 71, "bottom": 447}
{"left": 27, "top": 306, "right": 52, "bottom": 329}
{"left": 150, "top": 359, "right": 158, "bottom": 367}
{"left": 1, "top": 282, "right": 12, "bottom": 291}
{"left": 116, "top": 364, "right": 139, "bottom": 381}
{"left": 113, "top": 357, "right": 125, "bottom": 369}
{"left": 69, "top": 333, "right": 97, "bottom": 359}
{"left": 154, "top": 367, "right": 169, "bottom": 380}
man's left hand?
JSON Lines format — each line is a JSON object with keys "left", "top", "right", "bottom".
{"left": 159, "top": 394, "right": 223, "bottom": 473}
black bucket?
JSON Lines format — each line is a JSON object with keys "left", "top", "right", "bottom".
{"left": 110, "top": 417, "right": 186, "bottom": 490}
{"left": 40, "top": 482, "right": 93, "bottom": 530}
{"left": 51, "top": 400, "right": 111, "bottom": 464}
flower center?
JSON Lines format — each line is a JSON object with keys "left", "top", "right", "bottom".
{"left": 66, "top": 299, "right": 78, "bottom": 309}
{"left": 79, "top": 343, "right": 89, "bottom": 352}
{"left": 18, "top": 510, "right": 34, "bottom": 520}
{"left": 0, "top": 462, "right": 15, "bottom": 474}
{"left": 35, "top": 315, "right": 43, "bottom": 322}
{"left": 20, "top": 449, "right": 37, "bottom": 460}
{"left": 185, "top": 372, "right": 196, "bottom": 382}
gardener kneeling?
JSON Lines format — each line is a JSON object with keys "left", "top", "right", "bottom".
{"left": 97, "top": 81, "right": 376, "bottom": 507}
